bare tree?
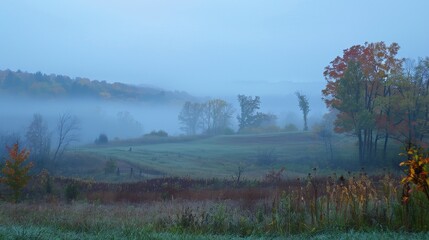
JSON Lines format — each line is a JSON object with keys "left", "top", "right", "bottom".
{"left": 26, "top": 113, "right": 51, "bottom": 168}
{"left": 52, "top": 113, "right": 80, "bottom": 162}
{"left": 178, "top": 101, "right": 203, "bottom": 135}
{"left": 233, "top": 162, "right": 247, "bottom": 186}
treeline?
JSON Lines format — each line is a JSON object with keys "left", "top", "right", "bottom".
{"left": 178, "top": 95, "right": 297, "bottom": 135}
{"left": 322, "top": 41, "right": 429, "bottom": 165}
{"left": 0, "top": 69, "right": 192, "bottom": 102}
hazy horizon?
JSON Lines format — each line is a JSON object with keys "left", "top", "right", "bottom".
{"left": 1, "top": 0, "right": 428, "bottom": 97}
{"left": 1, "top": 0, "right": 429, "bottom": 143}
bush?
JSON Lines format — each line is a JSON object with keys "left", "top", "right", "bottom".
{"left": 145, "top": 130, "right": 168, "bottom": 137}
{"left": 400, "top": 145, "right": 429, "bottom": 203}
{"left": 94, "top": 133, "right": 108, "bottom": 144}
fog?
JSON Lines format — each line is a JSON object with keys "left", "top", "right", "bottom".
{"left": 0, "top": 85, "right": 327, "bottom": 145}
{"left": 0, "top": 96, "right": 182, "bottom": 143}
{"left": 2, "top": 1, "right": 428, "bottom": 98}
{"left": 1, "top": 1, "right": 427, "bottom": 141}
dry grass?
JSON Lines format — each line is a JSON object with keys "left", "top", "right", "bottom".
{"left": 1, "top": 169, "right": 428, "bottom": 237}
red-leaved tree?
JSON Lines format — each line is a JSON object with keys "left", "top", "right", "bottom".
{"left": 322, "top": 42, "right": 402, "bottom": 165}
{"left": 0, "top": 143, "right": 33, "bottom": 203}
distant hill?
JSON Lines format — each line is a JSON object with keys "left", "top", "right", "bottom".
{"left": 0, "top": 69, "right": 194, "bottom": 103}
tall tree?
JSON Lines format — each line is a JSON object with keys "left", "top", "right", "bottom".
{"left": 201, "top": 99, "right": 234, "bottom": 135}
{"left": 295, "top": 92, "right": 310, "bottom": 131}
{"left": 25, "top": 113, "right": 51, "bottom": 169}
{"left": 387, "top": 58, "right": 429, "bottom": 147}
{"left": 52, "top": 113, "right": 80, "bottom": 162}
{"left": 178, "top": 101, "right": 203, "bottom": 135}
{"left": 322, "top": 42, "right": 402, "bottom": 165}
{"left": 237, "top": 95, "right": 261, "bottom": 131}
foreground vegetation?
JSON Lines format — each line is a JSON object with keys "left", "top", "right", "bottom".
{"left": 1, "top": 166, "right": 428, "bottom": 238}
{"left": 1, "top": 225, "right": 428, "bottom": 240}
{"left": 1, "top": 131, "right": 427, "bottom": 239}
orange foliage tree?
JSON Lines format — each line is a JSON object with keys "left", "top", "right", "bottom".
{"left": 400, "top": 145, "right": 429, "bottom": 203}
{"left": 322, "top": 42, "right": 402, "bottom": 165}
{"left": 0, "top": 143, "right": 33, "bottom": 203}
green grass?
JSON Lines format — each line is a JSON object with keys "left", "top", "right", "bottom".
{"left": 72, "top": 132, "right": 371, "bottom": 180}
{"left": 1, "top": 225, "right": 428, "bottom": 240}
{"left": 1, "top": 200, "right": 427, "bottom": 240}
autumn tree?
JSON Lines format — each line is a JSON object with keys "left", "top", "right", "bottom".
{"left": 201, "top": 99, "right": 234, "bottom": 135}
{"left": 25, "top": 113, "right": 51, "bottom": 168}
{"left": 295, "top": 92, "right": 310, "bottom": 131}
{"left": 0, "top": 143, "right": 33, "bottom": 203}
{"left": 52, "top": 113, "right": 80, "bottom": 162}
{"left": 178, "top": 99, "right": 234, "bottom": 135}
{"left": 178, "top": 101, "right": 203, "bottom": 135}
{"left": 237, "top": 95, "right": 261, "bottom": 131}
{"left": 322, "top": 42, "right": 402, "bottom": 165}
{"left": 0, "top": 132, "right": 21, "bottom": 160}
{"left": 387, "top": 58, "right": 429, "bottom": 147}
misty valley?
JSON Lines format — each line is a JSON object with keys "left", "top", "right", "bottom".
{"left": 2, "top": 45, "right": 429, "bottom": 239}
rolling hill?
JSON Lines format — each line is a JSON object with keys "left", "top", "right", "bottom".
{"left": 59, "top": 131, "right": 397, "bottom": 181}
{"left": 0, "top": 69, "right": 194, "bottom": 103}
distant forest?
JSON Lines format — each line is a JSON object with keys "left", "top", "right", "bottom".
{"left": 0, "top": 69, "right": 192, "bottom": 103}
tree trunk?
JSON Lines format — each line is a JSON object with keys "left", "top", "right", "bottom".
{"left": 358, "top": 131, "right": 364, "bottom": 165}
{"left": 383, "top": 133, "right": 389, "bottom": 163}
{"left": 329, "top": 138, "right": 334, "bottom": 163}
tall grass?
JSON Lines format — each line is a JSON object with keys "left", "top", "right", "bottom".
{"left": 1, "top": 170, "right": 428, "bottom": 237}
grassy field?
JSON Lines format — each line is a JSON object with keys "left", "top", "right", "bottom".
{"left": 69, "top": 131, "right": 396, "bottom": 181}
{"left": 2, "top": 225, "right": 429, "bottom": 240}
{"left": 2, "top": 131, "right": 420, "bottom": 239}
{"left": 1, "top": 193, "right": 428, "bottom": 240}
{"left": 1, "top": 225, "right": 428, "bottom": 240}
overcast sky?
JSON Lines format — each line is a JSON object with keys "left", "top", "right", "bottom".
{"left": 1, "top": 0, "right": 428, "bottom": 97}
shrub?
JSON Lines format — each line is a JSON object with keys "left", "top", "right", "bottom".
{"left": 95, "top": 133, "right": 108, "bottom": 144}
{"left": 145, "top": 130, "right": 168, "bottom": 137}
{"left": 400, "top": 144, "right": 429, "bottom": 203}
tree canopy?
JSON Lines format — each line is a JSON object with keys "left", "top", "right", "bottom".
{"left": 322, "top": 41, "right": 429, "bottom": 166}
